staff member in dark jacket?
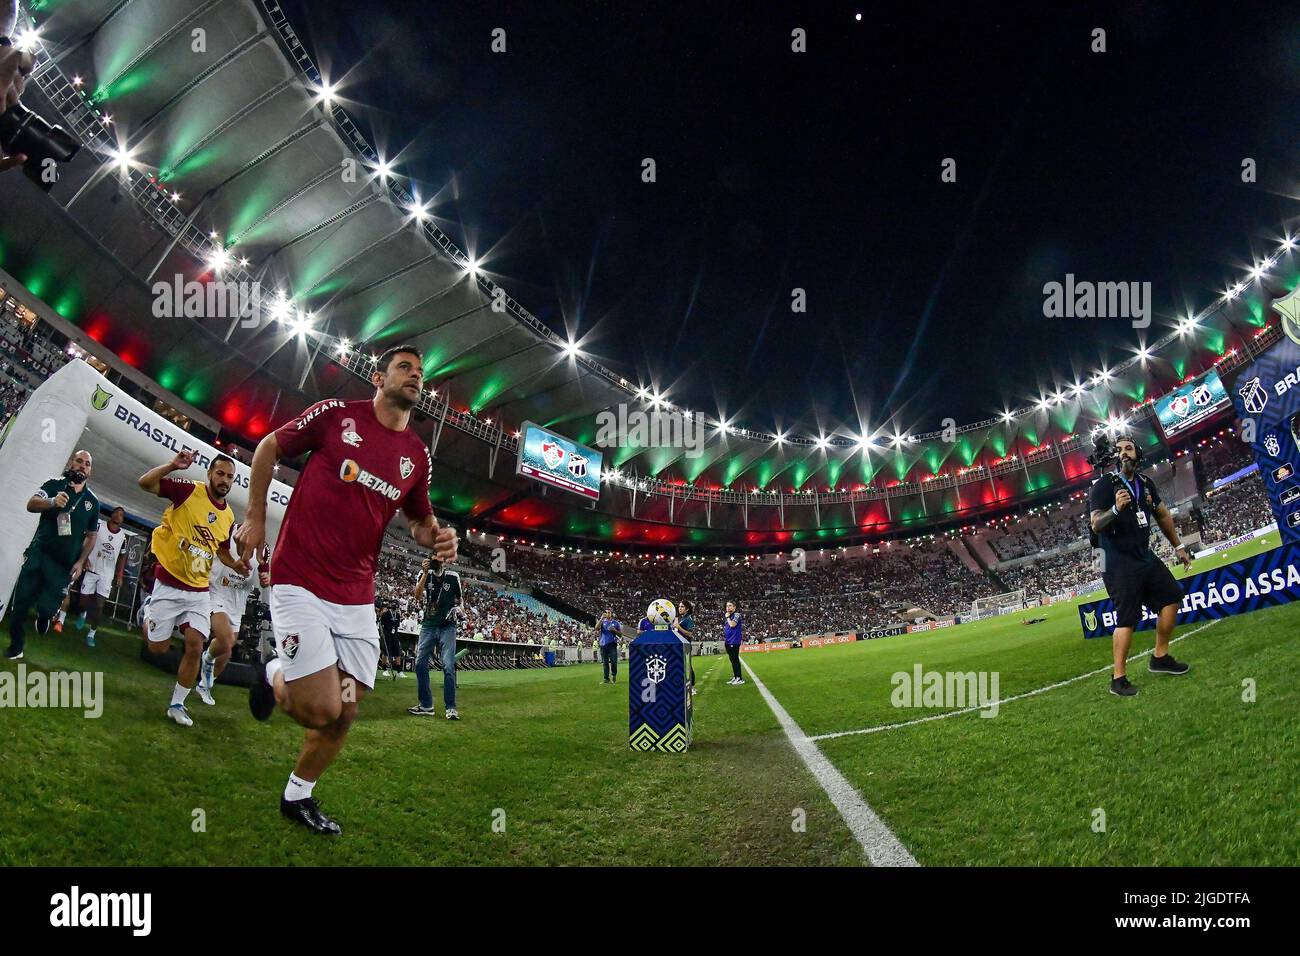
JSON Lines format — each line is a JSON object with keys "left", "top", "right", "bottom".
{"left": 596, "top": 608, "right": 622, "bottom": 684}
{"left": 1089, "top": 434, "right": 1192, "bottom": 697}
{"left": 723, "top": 601, "right": 744, "bottom": 685}
{"left": 674, "top": 599, "right": 697, "bottom": 694}
{"left": 408, "top": 558, "right": 464, "bottom": 719}
{"left": 6, "top": 450, "right": 100, "bottom": 660}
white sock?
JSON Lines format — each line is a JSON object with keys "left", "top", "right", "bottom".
{"left": 55, "top": 610, "right": 65, "bottom": 624}
{"left": 86, "top": 628, "right": 96, "bottom": 639}
{"left": 284, "top": 773, "right": 315, "bottom": 801}
{"left": 201, "top": 647, "right": 215, "bottom": 666}
{"left": 265, "top": 657, "right": 283, "bottom": 685}
{"left": 170, "top": 682, "right": 190, "bottom": 707}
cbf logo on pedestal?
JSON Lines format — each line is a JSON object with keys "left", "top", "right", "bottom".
{"left": 629, "top": 629, "right": 693, "bottom": 753}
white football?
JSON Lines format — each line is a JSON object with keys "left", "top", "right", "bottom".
{"left": 647, "top": 598, "right": 677, "bottom": 627}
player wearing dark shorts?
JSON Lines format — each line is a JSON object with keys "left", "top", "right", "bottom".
{"left": 237, "top": 345, "right": 458, "bottom": 835}
{"left": 1088, "top": 435, "right": 1193, "bottom": 697}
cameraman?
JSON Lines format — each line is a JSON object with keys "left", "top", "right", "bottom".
{"left": 0, "top": 0, "right": 34, "bottom": 172}
{"left": 1088, "top": 435, "right": 1192, "bottom": 697}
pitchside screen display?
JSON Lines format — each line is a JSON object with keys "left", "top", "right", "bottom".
{"left": 516, "top": 421, "right": 603, "bottom": 501}
{"left": 1154, "top": 369, "right": 1231, "bottom": 438}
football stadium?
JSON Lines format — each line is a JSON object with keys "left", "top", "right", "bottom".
{"left": 0, "top": 0, "right": 1298, "bottom": 920}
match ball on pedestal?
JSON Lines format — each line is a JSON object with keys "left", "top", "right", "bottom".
{"left": 647, "top": 598, "right": 677, "bottom": 627}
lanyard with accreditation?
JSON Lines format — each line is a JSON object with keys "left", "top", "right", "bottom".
{"left": 1118, "top": 472, "right": 1149, "bottom": 529}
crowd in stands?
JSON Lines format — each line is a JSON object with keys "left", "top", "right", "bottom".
{"left": 1196, "top": 441, "right": 1258, "bottom": 486}
{"left": 373, "top": 549, "right": 587, "bottom": 646}
{"left": 1200, "top": 474, "right": 1275, "bottom": 543}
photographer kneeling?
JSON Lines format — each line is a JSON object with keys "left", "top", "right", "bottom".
{"left": 1088, "top": 434, "right": 1193, "bottom": 697}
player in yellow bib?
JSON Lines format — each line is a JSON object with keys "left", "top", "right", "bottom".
{"left": 138, "top": 450, "right": 248, "bottom": 726}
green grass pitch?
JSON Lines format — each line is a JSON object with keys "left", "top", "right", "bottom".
{"left": 1, "top": 531, "right": 1294, "bottom": 866}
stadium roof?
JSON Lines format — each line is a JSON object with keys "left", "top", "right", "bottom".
{"left": 3, "top": 0, "right": 1295, "bottom": 549}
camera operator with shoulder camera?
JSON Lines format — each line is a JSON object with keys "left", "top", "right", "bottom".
{"left": 1088, "top": 433, "right": 1193, "bottom": 697}
{"left": 0, "top": 1, "right": 80, "bottom": 186}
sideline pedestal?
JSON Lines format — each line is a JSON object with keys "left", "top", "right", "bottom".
{"left": 628, "top": 627, "right": 693, "bottom": 752}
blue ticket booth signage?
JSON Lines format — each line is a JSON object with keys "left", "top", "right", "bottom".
{"left": 628, "top": 626, "right": 693, "bottom": 752}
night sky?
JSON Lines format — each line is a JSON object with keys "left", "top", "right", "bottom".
{"left": 279, "top": 0, "right": 1300, "bottom": 439}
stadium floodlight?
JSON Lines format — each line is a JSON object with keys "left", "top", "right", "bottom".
{"left": 1036, "top": 396, "right": 1049, "bottom": 411}
{"left": 1137, "top": 345, "right": 1151, "bottom": 364}
{"left": 1247, "top": 261, "right": 1268, "bottom": 281}
{"left": 815, "top": 434, "right": 829, "bottom": 449}
{"left": 1001, "top": 409, "right": 1015, "bottom": 423}
{"left": 1282, "top": 235, "right": 1297, "bottom": 252}
{"left": 170, "top": 191, "right": 181, "bottom": 203}
{"left": 406, "top": 199, "right": 430, "bottom": 222}
{"left": 636, "top": 386, "right": 648, "bottom": 400}
{"left": 206, "top": 246, "right": 232, "bottom": 274}
{"left": 1177, "top": 315, "right": 1198, "bottom": 336}
{"left": 561, "top": 339, "right": 580, "bottom": 359}
{"left": 890, "top": 431, "right": 905, "bottom": 448}
{"left": 108, "top": 145, "right": 136, "bottom": 174}
{"left": 373, "top": 158, "right": 394, "bottom": 181}
{"left": 314, "top": 80, "right": 339, "bottom": 107}
{"left": 336, "top": 338, "right": 350, "bottom": 355}
{"left": 14, "top": 28, "right": 41, "bottom": 53}
{"left": 465, "top": 257, "right": 482, "bottom": 278}
{"left": 72, "top": 75, "right": 84, "bottom": 88}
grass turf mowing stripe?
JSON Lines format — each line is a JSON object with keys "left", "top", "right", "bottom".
{"left": 741, "top": 656, "right": 919, "bottom": 867}
{"left": 808, "top": 618, "right": 1221, "bottom": 742}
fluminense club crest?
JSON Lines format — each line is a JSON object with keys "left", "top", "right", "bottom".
{"left": 1239, "top": 377, "right": 1268, "bottom": 415}
{"left": 1170, "top": 395, "right": 1191, "bottom": 418}
{"left": 541, "top": 441, "right": 565, "bottom": 470}
{"left": 646, "top": 654, "right": 668, "bottom": 684}
{"left": 399, "top": 456, "right": 414, "bottom": 480}
{"left": 281, "top": 633, "right": 300, "bottom": 660}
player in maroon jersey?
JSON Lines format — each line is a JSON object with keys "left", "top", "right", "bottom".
{"left": 235, "top": 345, "right": 457, "bottom": 835}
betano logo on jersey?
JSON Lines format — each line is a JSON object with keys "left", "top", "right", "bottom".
{"left": 339, "top": 459, "right": 402, "bottom": 501}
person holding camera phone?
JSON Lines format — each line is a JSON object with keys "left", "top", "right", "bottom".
{"left": 1088, "top": 434, "right": 1193, "bottom": 697}
{"left": 409, "top": 556, "right": 463, "bottom": 719}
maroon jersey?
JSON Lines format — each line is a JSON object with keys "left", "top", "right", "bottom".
{"left": 270, "top": 398, "right": 433, "bottom": 605}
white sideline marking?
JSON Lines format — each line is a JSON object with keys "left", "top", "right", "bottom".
{"left": 809, "top": 619, "right": 1221, "bottom": 743}
{"left": 741, "top": 658, "right": 919, "bottom": 867}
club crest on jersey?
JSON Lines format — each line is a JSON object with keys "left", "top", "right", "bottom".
{"left": 541, "top": 441, "right": 565, "bottom": 469}
{"left": 1265, "top": 433, "right": 1281, "bottom": 457}
{"left": 339, "top": 459, "right": 402, "bottom": 501}
{"left": 343, "top": 430, "right": 363, "bottom": 448}
{"left": 208, "top": 512, "right": 217, "bottom": 524}
{"left": 281, "top": 633, "right": 300, "bottom": 660}
{"left": 1239, "top": 377, "right": 1268, "bottom": 415}
{"left": 567, "top": 453, "right": 588, "bottom": 479}
{"left": 399, "top": 456, "right": 414, "bottom": 480}
{"left": 84, "top": 500, "right": 93, "bottom": 511}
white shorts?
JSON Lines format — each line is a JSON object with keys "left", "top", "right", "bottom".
{"left": 143, "top": 581, "right": 211, "bottom": 643}
{"left": 270, "top": 584, "right": 380, "bottom": 689}
{"left": 79, "top": 570, "right": 111, "bottom": 598}
{"left": 210, "top": 589, "right": 245, "bottom": 629}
